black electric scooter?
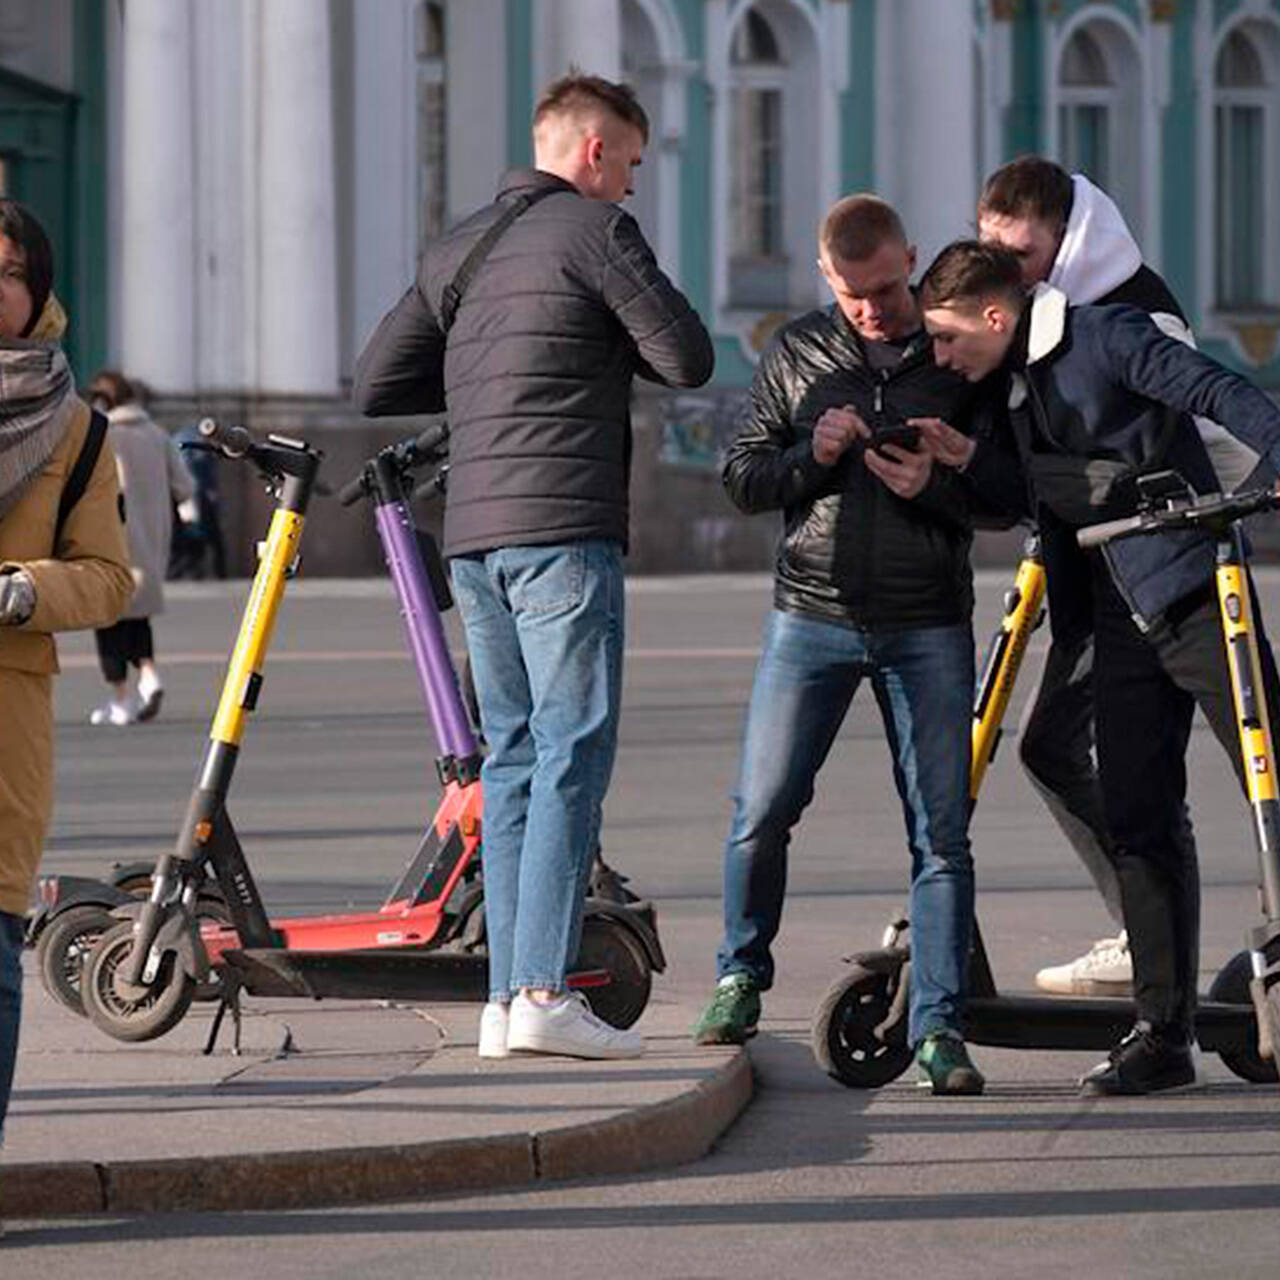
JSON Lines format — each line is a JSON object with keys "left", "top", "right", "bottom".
{"left": 813, "top": 480, "right": 1280, "bottom": 1090}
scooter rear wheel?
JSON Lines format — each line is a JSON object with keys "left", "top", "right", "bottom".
{"left": 572, "top": 915, "right": 651, "bottom": 1029}
{"left": 83, "top": 920, "right": 197, "bottom": 1043}
{"left": 1206, "top": 951, "right": 1279, "bottom": 1084}
{"left": 812, "top": 960, "right": 913, "bottom": 1089}
{"left": 36, "top": 904, "right": 117, "bottom": 1016}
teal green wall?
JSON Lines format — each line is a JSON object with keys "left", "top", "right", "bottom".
{"left": 505, "top": 0, "right": 533, "bottom": 167}
{"left": 1161, "top": 3, "right": 1198, "bottom": 321}
{"left": 72, "top": 0, "right": 107, "bottom": 382}
{"left": 1004, "top": 3, "right": 1044, "bottom": 155}
{"left": 841, "top": 0, "right": 876, "bottom": 192}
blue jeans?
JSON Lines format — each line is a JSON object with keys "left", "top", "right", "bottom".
{"left": 451, "top": 540, "right": 624, "bottom": 1001}
{"left": 0, "top": 910, "right": 23, "bottom": 1148}
{"left": 717, "top": 609, "right": 975, "bottom": 1046}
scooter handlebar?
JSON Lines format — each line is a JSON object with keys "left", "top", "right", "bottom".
{"left": 1076, "top": 512, "right": 1150, "bottom": 549}
{"left": 337, "top": 473, "right": 369, "bottom": 508}
{"left": 198, "top": 417, "right": 254, "bottom": 459}
{"left": 403, "top": 421, "right": 450, "bottom": 467}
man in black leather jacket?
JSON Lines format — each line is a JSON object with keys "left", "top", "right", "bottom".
{"left": 692, "top": 195, "right": 988, "bottom": 1096}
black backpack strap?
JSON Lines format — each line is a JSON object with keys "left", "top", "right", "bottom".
{"left": 55, "top": 408, "right": 109, "bottom": 545}
{"left": 439, "top": 186, "right": 559, "bottom": 333}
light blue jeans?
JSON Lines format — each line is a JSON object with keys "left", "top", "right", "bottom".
{"left": 451, "top": 540, "right": 624, "bottom": 1001}
{"left": 717, "top": 609, "right": 976, "bottom": 1046}
{"left": 0, "top": 909, "right": 23, "bottom": 1148}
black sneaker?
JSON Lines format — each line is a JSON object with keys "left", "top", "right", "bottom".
{"left": 1079, "top": 1022, "right": 1198, "bottom": 1096}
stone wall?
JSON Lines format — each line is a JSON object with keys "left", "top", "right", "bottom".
{"left": 151, "top": 387, "right": 1274, "bottom": 580}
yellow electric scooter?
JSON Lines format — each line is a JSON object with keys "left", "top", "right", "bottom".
{"left": 813, "top": 498, "right": 1279, "bottom": 1090}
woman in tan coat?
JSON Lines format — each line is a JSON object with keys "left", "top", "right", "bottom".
{"left": 0, "top": 198, "right": 132, "bottom": 1163}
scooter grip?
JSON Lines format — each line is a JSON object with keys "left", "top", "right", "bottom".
{"left": 198, "top": 418, "right": 254, "bottom": 459}
{"left": 337, "top": 473, "right": 368, "bottom": 507}
{"left": 1076, "top": 513, "right": 1148, "bottom": 549}
{"left": 411, "top": 421, "right": 450, "bottom": 461}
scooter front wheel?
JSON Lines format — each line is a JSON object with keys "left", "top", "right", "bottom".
{"left": 572, "top": 915, "right": 651, "bottom": 1029}
{"left": 83, "top": 920, "right": 196, "bottom": 1042}
{"left": 36, "top": 904, "right": 117, "bottom": 1016}
{"left": 1206, "top": 951, "right": 1278, "bottom": 1084}
{"left": 812, "top": 959, "right": 913, "bottom": 1089}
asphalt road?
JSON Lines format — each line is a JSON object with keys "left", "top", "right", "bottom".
{"left": 9, "top": 568, "right": 1280, "bottom": 1277}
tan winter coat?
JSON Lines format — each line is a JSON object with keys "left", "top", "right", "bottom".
{"left": 0, "top": 398, "right": 133, "bottom": 915}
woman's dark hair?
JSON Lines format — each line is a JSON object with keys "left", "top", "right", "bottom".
{"left": 0, "top": 198, "right": 54, "bottom": 338}
{"left": 88, "top": 369, "right": 135, "bottom": 411}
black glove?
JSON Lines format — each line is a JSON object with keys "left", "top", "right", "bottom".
{"left": 0, "top": 569, "right": 35, "bottom": 626}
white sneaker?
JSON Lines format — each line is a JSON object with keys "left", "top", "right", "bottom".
{"left": 506, "top": 991, "right": 644, "bottom": 1059}
{"left": 89, "top": 699, "right": 136, "bottom": 727}
{"left": 1035, "top": 931, "right": 1132, "bottom": 995}
{"left": 136, "top": 673, "right": 164, "bottom": 722}
{"left": 478, "top": 1001, "right": 509, "bottom": 1059}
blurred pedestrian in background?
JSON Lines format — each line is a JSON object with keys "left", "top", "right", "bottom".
{"left": 86, "top": 369, "right": 195, "bottom": 726}
{"left": 169, "top": 419, "right": 227, "bottom": 580}
{"left": 0, "top": 198, "right": 131, "bottom": 1181}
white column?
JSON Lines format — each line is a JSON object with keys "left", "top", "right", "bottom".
{"left": 535, "top": 0, "right": 621, "bottom": 86}
{"left": 352, "top": 0, "right": 416, "bottom": 361}
{"left": 447, "top": 0, "right": 508, "bottom": 220}
{"left": 120, "top": 0, "right": 195, "bottom": 393}
{"left": 193, "top": 0, "right": 247, "bottom": 392}
{"left": 256, "top": 0, "right": 339, "bottom": 395}
{"left": 889, "top": 0, "right": 977, "bottom": 266}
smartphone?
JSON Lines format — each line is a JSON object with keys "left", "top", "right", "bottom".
{"left": 871, "top": 421, "right": 921, "bottom": 455}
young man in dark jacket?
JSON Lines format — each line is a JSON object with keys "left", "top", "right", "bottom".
{"left": 354, "top": 74, "right": 713, "bottom": 1062}
{"left": 918, "top": 240, "right": 1280, "bottom": 1094}
{"left": 692, "top": 195, "right": 987, "bottom": 1096}
{"left": 972, "top": 157, "right": 1274, "bottom": 998}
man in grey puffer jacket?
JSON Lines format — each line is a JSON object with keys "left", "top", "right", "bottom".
{"left": 354, "top": 74, "right": 712, "bottom": 1061}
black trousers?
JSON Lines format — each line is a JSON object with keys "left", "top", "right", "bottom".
{"left": 1092, "top": 559, "right": 1280, "bottom": 1033}
{"left": 94, "top": 617, "right": 154, "bottom": 685}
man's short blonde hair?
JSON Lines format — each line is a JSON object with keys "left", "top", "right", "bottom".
{"left": 819, "top": 195, "right": 907, "bottom": 264}
{"left": 532, "top": 73, "right": 649, "bottom": 148}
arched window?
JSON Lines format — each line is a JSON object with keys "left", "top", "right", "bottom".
{"left": 415, "top": 0, "right": 446, "bottom": 253}
{"left": 1058, "top": 27, "right": 1111, "bottom": 186}
{"left": 1214, "top": 26, "right": 1274, "bottom": 309}
{"left": 1054, "top": 19, "right": 1142, "bottom": 236}
{"left": 728, "top": 6, "right": 786, "bottom": 307}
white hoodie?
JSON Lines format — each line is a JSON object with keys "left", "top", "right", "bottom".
{"left": 1048, "top": 175, "right": 1262, "bottom": 493}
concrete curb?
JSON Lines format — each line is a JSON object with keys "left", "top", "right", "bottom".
{"left": 3, "top": 1050, "right": 753, "bottom": 1219}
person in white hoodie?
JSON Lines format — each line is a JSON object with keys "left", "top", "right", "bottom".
{"left": 967, "top": 156, "right": 1276, "bottom": 995}
{"left": 86, "top": 370, "right": 195, "bottom": 725}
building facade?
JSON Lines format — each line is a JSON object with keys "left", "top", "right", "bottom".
{"left": 2, "top": 0, "right": 1279, "bottom": 572}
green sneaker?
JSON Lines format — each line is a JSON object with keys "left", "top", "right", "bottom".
{"left": 915, "top": 1031, "right": 985, "bottom": 1095}
{"left": 692, "top": 974, "right": 761, "bottom": 1045}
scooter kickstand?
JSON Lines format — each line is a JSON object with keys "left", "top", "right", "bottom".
{"left": 203, "top": 976, "right": 245, "bottom": 1056}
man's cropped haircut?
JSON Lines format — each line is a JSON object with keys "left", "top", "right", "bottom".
{"left": 820, "top": 195, "right": 907, "bottom": 263}
{"left": 977, "top": 155, "right": 1074, "bottom": 229}
{"left": 533, "top": 73, "right": 649, "bottom": 144}
{"left": 919, "top": 240, "right": 1026, "bottom": 313}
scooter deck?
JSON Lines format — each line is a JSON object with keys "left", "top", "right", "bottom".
{"left": 964, "top": 992, "right": 1257, "bottom": 1056}
{"left": 220, "top": 947, "right": 490, "bottom": 1002}
{"left": 217, "top": 947, "right": 616, "bottom": 1004}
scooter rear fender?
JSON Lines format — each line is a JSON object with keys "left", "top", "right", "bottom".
{"left": 25, "top": 876, "right": 138, "bottom": 945}
{"left": 582, "top": 897, "right": 667, "bottom": 973}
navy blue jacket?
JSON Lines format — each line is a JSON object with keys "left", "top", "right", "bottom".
{"left": 979, "top": 287, "right": 1280, "bottom": 625}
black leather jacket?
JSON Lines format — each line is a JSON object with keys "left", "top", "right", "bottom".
{"left": 722, "top": 305, "right": 982, "bottom": 629}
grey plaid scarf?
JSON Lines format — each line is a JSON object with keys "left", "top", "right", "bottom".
{"left": 0, "top": 337, "right": 77, "bottom": 524}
